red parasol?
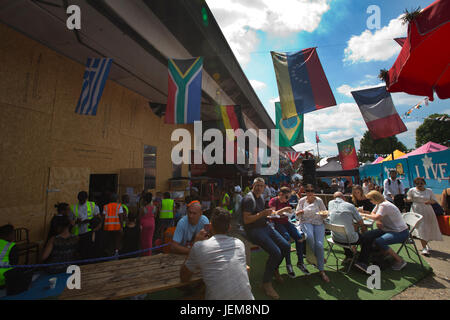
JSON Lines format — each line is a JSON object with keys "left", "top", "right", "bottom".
{"left": 386, "top": 0, "right": 450, "bottom": 101}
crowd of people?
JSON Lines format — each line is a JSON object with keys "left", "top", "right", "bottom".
{"left": 0, "top": 169, "right": 447, "bottom": 300}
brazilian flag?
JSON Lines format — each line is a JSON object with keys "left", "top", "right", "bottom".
{"left": 276, "top": 102, "right": 304, "bottom": 147}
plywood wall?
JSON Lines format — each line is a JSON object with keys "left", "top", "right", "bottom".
{"left": 0, "top": 23, "right": 193, "bottom": 243}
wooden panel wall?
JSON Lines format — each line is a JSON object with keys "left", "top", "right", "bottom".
{"left": 0, "top": 23, "right": 193, "bottom": 242}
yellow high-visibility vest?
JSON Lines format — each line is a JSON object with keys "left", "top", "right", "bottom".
{"left": 160, "top": 199, "right": 174, "bottom": 219}
{"left": 0, "top": 239, "right": 15, "bottom": 286}
{"left": 71, "top": 201, "right": 96, "bottom": 235}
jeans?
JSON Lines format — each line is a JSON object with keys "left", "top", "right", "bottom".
{"left": 274, "top": 222, "right": 304, "bottom": 265}
{"left": 358, "top": 229, "right": 409, "bottom": 264}
{"left": 301, "top": 223, "right": 325, "bottom": 271}
{"left": 246, "top": 225, "right": 291, "bottom": 283}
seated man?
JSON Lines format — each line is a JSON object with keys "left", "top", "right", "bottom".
{"left": 170, "top": 201, "right": 209, "bottom": 255}
{"left": 180, "top": 207, "right": 254, "bottom": 300}
{"left": 328, "top": 192, "right": 364, "bottom": 261}
{"left": 242, "top": 177, "right": 290, "bottom": 300}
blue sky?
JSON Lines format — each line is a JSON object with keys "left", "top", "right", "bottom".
{"left": 206, "top": 0, "right": 449, "bottom": 157}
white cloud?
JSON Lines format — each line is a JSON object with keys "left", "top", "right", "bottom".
{"left": 344, "top": 14, "right": 407, "bottom": 63}
{"left": 337, "top": 83, "right": 383, "bottom": 97}
{"left": 206, "top": 0, "right": 331, "bottom": 66}
{"left": 391, "top": 93, "right": 427, "bottom": 106}
{"left": 303, "top": 103, "right": 366, "bottom": 132}
{"left": 249, "top": 79, "right": 267, "bottom": 91}
{"left": 397, "top": 120, "right": 422, "bottom": 149}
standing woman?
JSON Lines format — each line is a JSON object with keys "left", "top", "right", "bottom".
{"left": 140, "top": 193, "right": 155, "bottom": 256}
{"left": 406, "top": 177, "right": 442, "bottom": 256}
{"left": 296, "top": 184, "right": 329, "bottom": 282}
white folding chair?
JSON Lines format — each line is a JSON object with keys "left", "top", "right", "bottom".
{"left": 324, "top": 222, "right": 359, "bottom": 274}
{"left": 396, "top": 212, "right": 425, "bottom": 270}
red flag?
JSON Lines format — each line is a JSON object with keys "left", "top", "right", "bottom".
{"left": 316, "top": 131, "right": 321, "bottom": 143}
{"left": 337, "top": 138, "right": 359, "bottom": 170}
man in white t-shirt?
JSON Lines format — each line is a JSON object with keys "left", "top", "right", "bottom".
{"left": 180, "top": 207, "right": 254, "bottom": 300}
{"left": 383, "top": 169, "right": 405, "bottom": 211}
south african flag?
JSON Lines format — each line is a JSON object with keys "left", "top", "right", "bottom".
{"left": 165, "top": 57, "right": 203, "bottom": 124}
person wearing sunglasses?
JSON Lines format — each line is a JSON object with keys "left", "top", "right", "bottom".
{"left": 405, "top": 177, "right": 442, "bottom": 256}
{"left": 295, "top": 184, "right": 330, "bottom": 283}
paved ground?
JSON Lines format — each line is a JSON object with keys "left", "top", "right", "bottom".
{"left": 392, "top": 235, "right": 450, "bottom": 300}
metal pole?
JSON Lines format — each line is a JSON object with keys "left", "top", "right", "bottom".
{"left": 317, "top": 141, "right": 320, "bottom": 159}
{"left": 390, "top": 136, "right": 395, "bottom": 160}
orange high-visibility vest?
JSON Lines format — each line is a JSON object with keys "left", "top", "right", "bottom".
{"left": 103, "top": 203, "right": 122, "bottom": 231}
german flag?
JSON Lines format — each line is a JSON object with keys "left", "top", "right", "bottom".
{"left": 216, "top": 105, "right": 247, "bottom": 141}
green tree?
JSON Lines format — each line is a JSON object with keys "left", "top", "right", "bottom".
{"left": 415, "top": 114, "right": 450, "bottom": 148}
{"left": 358, "top": 131, "right": 408, "bottom": 163}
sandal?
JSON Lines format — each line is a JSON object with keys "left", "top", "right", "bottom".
{"left": 320, "top": 272, "right": 330, "bottom": 283}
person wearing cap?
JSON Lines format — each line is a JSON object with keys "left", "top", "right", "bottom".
{"left": 232, "top": 186, "right": 243, "bottom": 221}
{"left": 383, "top": 169, "right": 406, "bottom": 211}
{"left": 170, "top": 201, "right": 210, "bottom": 255}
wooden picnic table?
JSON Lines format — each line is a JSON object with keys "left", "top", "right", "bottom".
{"left": 58, "top": 253, "right": 202, "bottom": 300}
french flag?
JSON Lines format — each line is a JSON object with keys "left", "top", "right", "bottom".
{"left": 351, "top": 86, "right": 407, "bottom": 140}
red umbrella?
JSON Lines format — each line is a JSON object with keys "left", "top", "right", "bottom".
{"left": 386, "top": 0, "right": 450, "bottom": 101}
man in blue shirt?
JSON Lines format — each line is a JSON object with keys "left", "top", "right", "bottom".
{"left": 328, "top": 192, "right": 364, "bottom": 261}
{"left": 171, "top": 201, "right": 209, "bottom": 255}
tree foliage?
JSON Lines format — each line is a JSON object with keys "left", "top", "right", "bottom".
{"left": 415, "top": 113, "right": 450, "bottom": 148}
{"left": 358, "top": 131, "right": 408, "bottom": 163}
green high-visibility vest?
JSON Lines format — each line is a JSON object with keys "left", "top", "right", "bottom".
{"left": 0, "top": 239, "right": 15, "bottom": 286}
{"left": 160, "top": 199, "right": 174, "bottom": 219}
{"left": 71, "top": 201, "right": 96, "bottom": 235}
{"left": 222, "top": 193, "right": 233, "bottom": 214}
{"left": 122, "top": 204, "right": 129, "bottom": 227}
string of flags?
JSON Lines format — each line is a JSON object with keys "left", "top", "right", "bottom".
{"left": 403, "top": 97, "right": 430, "bottom": 119}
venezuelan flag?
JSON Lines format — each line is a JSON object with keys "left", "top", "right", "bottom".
{"left": 271, "top": 48, "right": 336, "bottom": 119}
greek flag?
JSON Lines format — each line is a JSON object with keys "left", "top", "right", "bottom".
{"left": 75, "top": 58, "right": 113, "bottom": 116}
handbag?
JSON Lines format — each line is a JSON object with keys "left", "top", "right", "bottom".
{"left": 432, "top": 202, "right": 444, "bottom": 216}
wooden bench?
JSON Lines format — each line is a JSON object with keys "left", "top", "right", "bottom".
{"left": 58, "top": 253, "right": 201, "bottom": 300}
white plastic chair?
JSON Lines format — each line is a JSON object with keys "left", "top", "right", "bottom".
{"left": 324, "top": 222, "right": 359, "bottom": 274}
{"left": 396, "top": 212, "right": 425, "bottom": 270}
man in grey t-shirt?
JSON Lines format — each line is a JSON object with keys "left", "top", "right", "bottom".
{"left": 180, "top": 207, "right": 254, "bottom": 300}
{"left": 328, "top": 192, "right": 364, "bottom": 259}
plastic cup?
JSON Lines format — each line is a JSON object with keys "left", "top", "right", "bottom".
{"left": 49, "top": 277, "right": 57, "bottom": 289}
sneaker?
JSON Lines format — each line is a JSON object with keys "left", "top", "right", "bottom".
{"left": 354, "top": 262, "right": 369, "bottom": 274}
{"left": 286, "top": 264, "right": 296, "bottom": 278}
{"left": 421, "top": 248, "right": 430, "bottom": 256}
{"left": 392, "top": 260, "right": 407, "bottom": 271}
{"left": 297, "top": 262, "right": 311, "bottom": 275}
{"left": 262, "top": 282, "right": 279, "bottom": 300}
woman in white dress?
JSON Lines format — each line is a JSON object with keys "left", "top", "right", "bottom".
{"left": 406, "top": 177, "right": 443, "bottom": 256}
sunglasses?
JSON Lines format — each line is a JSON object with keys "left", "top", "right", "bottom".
{"left": 306, "top": 189, "right": 314, "bottom": 192}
